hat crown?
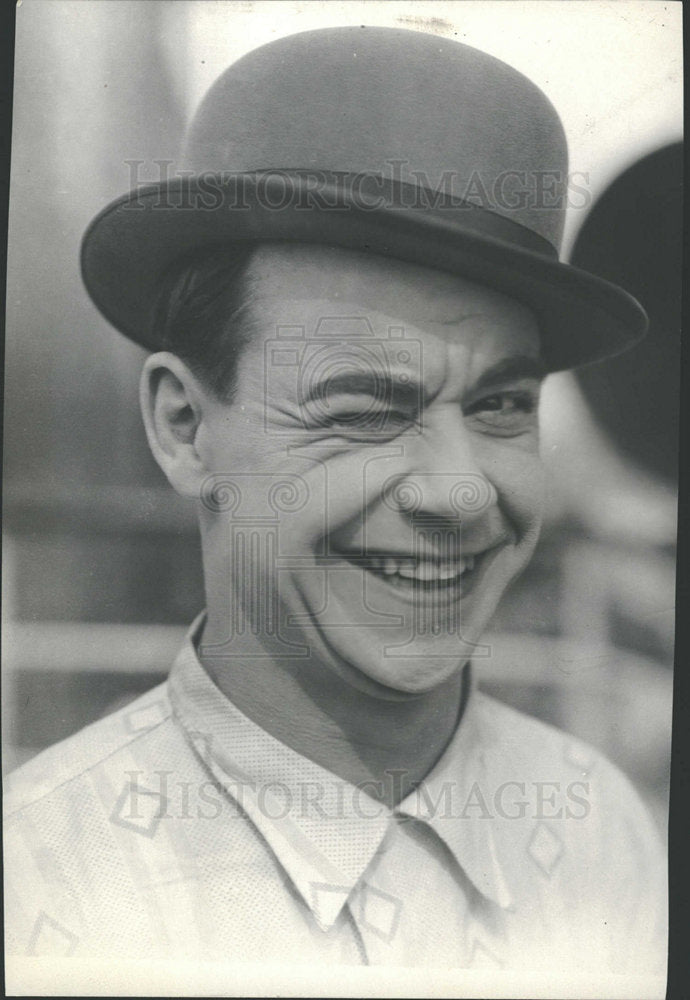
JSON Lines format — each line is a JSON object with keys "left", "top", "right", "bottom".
{"left": 81, "top": 25, "right": 645, "bottom": 368}
{"left": 183, "top": 26, "right": 569, "bottom": 253}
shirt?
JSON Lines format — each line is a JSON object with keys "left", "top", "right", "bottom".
{"left": 4, "top": 616, "right": 667, "bottom": 978}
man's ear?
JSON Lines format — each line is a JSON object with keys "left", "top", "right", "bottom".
{"left": 140, "top": 352, "right": 209, "bottom": 498}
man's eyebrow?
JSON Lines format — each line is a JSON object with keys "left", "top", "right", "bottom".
{"left": 471, "top": 356, "right": 546, "bottom": 392}
{"left": 300, "top": 371, "right": 422, "bottom": 406}
{"left": 299, "top": 357, "right": 545, "bottom": 406}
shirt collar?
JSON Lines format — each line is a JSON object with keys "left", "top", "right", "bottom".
{"left": 168, "top": 614, "right": 513, "bottom": 930}
{"left": 397, "top": 692, "right": 515, "bottom": 911}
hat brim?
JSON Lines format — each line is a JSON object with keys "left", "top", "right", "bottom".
{"left": 81, "top": 173, "right": 647, "bottom": 372}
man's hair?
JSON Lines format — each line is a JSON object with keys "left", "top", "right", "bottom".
{"left": 149, "top": 243, "right": 260, "bottom": 401}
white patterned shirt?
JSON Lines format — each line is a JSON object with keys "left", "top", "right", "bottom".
{"left": 4, "top": 617, "right": 667, "bottom": 978}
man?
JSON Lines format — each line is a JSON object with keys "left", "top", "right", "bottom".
{"left": 4, "top": 26, "right": 666, "bottom": 980}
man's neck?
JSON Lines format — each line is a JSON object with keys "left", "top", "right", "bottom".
{"left": 198, "top": 615, "right": 467, "bottom": 808}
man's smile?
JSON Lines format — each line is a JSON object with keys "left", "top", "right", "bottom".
{"left": 330, "top": 542, "right": 508, "bottom": 605}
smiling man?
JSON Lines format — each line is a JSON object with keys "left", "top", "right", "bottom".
{"left": 143, "top": 244, "right": 545, "bottom": 808}
{"left": 4, "top": 26, "right": 666, "bottom": 982}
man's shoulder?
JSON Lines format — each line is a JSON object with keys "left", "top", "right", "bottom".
{"left": 4, "top": 683, "right": 173, "bottom": 819}
{"left": 475, "top": 685, "right": 614, "bottom": 771}
{"left": 473, "top": 688, "right": 663, "bottom": 842}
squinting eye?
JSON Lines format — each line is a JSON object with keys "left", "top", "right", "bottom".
{"left": 311, "top": 407, "right": 415, "bottom": 436}
{"left": 464, "top": 390, "right": 539, "bottom": 432}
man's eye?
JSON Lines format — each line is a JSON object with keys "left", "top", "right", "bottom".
{"left": 464, "top": 390, "right": 538, "bottom": 432}
{"left": 310, "top": 406, "right": 414, "bottom": 435}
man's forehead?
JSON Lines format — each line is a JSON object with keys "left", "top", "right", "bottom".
{"left": 245, "top": 243, "right": 540, "bottom": 343}
{"left": 235, "top": 245, "right": 543, "bottom": 405}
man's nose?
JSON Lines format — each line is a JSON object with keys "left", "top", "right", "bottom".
{"left": 388, "top": 410, "right": 498, "bottom": 524}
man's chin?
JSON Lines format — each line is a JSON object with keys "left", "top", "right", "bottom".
{"left": 310, "top": 575, "right": 509, "bottom": 693}
{"left": 317, "top": 626, "right": 475, "bottom": 698}
{"left": 287, "top": 553, "right": 522, "bottom": 696}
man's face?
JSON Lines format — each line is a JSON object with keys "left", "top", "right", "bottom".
{"left": 195, "top": 244, "right": 545, "bottom": 697}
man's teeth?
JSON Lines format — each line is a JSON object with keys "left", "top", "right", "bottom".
{"left": 368, "top": 556, "right": 475, "bottom": 581}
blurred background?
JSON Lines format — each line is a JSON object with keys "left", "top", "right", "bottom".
{"left": 3, "top": 1, "right": 682, "bottom": 835}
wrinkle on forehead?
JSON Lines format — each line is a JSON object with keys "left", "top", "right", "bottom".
{"left": 248, "top": 241, "right": 536, "bottom": 323}
{"left": 244, "top": 243, "right": 541, "bottom": 382}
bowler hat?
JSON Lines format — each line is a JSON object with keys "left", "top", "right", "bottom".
{"left": 81, "top": 26, "right": 647, "bottom": 371}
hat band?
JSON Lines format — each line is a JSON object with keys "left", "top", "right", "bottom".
{"left": 129, "top": 170, "right": 560, "bottom": 261}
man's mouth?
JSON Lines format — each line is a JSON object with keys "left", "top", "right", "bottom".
{"left": 336, "top": 549, "right": 489, "bottom": 599}
{"left": 362, "top": 553, "right": 473, "bottom": 584}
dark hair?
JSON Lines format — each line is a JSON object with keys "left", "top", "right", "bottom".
{"left": 149, "top": 243, "right": 260, "bottom": 401}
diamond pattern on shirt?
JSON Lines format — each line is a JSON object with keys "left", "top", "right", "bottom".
{"left": 564, "top": 741, "right": 597, "bottom": 776}
{"left": 110, "top": 780, "right": 167, "bottom": 838}
{"left": 528, "top": 822, "right": 564, "bottom": 876}
{"left": 3, "top": 618, "right": 668, "bottom": 973}
{"left": 185, "top": 728, "right": 216, "bottom": 768}
{"left": 123, "top": 699, "right": 168, "bottom": 734}
{"left": 357, "top": 884, "right": 403, "bottom": 943}
{"left": 28, "top": 911, "right": 79, "bottom": 956}
{"left": 466, "top": 933, "right": 505, "bottom": 968}
{"left": 309, "top": 882, "right": 353, "bottom": 929}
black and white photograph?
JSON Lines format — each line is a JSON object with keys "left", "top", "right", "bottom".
{"left": 3, "top": 1, "right": 682, "bottom": 996}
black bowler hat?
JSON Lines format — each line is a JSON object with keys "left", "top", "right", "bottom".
{"left": 81, "top": 26, "right": 647, "bottom": 371}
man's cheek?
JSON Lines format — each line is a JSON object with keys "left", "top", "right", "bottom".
{"left": 276, "top": 444, "right": 403, "bottom": 550}
{"left": 493, "top": 450, "right": 546, "bottom": 537}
